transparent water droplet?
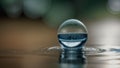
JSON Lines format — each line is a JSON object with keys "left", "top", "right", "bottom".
{"left": 57, "top": 19, "right": 88, "bottom": 49}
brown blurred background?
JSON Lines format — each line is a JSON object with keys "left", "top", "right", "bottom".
{"left": 0, "top": 0, "right": 120, "bottom": 68}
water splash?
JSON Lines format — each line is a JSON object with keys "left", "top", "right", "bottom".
{"left": 0, "top": 45, "right": 120, "bottom": 56}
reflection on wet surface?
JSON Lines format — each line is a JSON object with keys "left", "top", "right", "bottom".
{"left": 0, "top": 46, "right": 120, "bottom": 68}
{"left": 59, "top": 48, "right": 86, "bottom": 68}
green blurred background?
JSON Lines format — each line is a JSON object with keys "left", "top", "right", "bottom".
{"left": 0, "top": 0, "right": 120, "bottom": 26}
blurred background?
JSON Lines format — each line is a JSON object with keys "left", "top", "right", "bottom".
{"left": 0, "top": 0, "right": 120, "bottom": 68}
{"left": 0, "top": 0, "right": 120, "bottom": 49}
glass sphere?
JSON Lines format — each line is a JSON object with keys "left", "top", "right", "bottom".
{"left": 57, "top": 19, "right": 88, "bottom": 49}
